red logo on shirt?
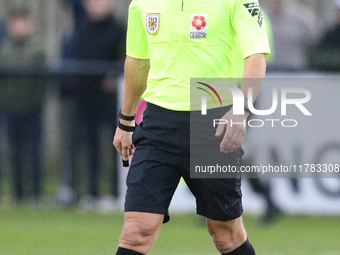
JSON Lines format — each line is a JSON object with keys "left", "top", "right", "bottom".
{"left": 191, "top": 15, "right": 206, "bottom": 30}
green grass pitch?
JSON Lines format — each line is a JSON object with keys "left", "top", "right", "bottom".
{"left": 0, "top": 207, "right": 340, "bottom": 255}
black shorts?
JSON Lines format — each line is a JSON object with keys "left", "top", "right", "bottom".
{"left": 125, "top": 103, "right": 243, "bottom": 223}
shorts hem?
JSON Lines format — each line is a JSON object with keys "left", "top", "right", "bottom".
{"left": 196, "top": 209, "right": 243, "bottom": 222}
{"left": 124, "top": 207, "right": 170, "bottom": 223}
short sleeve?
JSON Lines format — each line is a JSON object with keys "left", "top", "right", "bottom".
{"left": 126, "top": 0, "right": 150, "bottom": 59}
{"left": 231, "top": 0, "right": 271, "bottom": 59}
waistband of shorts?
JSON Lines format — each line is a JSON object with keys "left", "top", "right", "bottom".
{"left": 146, "top": 102, "right": 232, "bottom": 115}
{"left": 146, "top": 103, "right": 189, "bottom": 115}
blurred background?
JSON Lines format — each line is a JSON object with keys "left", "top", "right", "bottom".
{"left": 0, "top": 0, "right": 340, "bottom": 254}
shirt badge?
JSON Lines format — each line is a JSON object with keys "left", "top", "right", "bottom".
{"left": 147, "top": 13, "right": 160, "bottom": 35}
{"left": 190, "top": 14, "right": 208, "bottom": 39}
{"left": 244, "top": 2, "right": 263, "bottom": 27}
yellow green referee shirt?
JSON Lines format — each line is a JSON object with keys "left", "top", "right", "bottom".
{"left": 127, "top": 0, "right": 271, "bottom": 111}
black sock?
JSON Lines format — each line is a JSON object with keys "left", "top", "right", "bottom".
{"left": 116, "top": 247, "right": 145, "bottom": 255}
{"left": 222, "top": 238, "right": 256, "bottom": 255}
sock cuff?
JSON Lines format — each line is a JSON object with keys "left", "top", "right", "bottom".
{"left": 116, "top": 247, "right": 145, "bottom": 255}
{"left": 222, "top": 238, "right": 255, "bottom": 255}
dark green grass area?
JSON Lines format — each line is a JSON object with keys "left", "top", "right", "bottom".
{"left": 0, "top": 208, "right": 340, "bottom": 255}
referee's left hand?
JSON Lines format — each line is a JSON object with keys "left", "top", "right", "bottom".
{"left": 215, "top": 108, "right": 249, "bottom": 153}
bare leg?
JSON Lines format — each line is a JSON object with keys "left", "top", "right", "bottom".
{"left": 207, "top": 216, "right": 248, "bottom": 254}
{"left": 118, "top": 212, "right": 164, "bottom": 254}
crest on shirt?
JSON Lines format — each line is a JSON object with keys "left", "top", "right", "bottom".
{"left": 147, "top": 13, "right": 160, "bottom": 35}
{"left": 244, "top": 2, "right": 264, "bottom": 28}
{"left": 190, "top": 14, "right": 208, "bottom": 39}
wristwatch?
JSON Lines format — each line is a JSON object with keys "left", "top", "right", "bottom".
{"left": 244, "top": 98, "right": 250, "bottom": 113}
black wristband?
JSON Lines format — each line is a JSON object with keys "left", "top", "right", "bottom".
{"left": 118, "top": 122, "right": 136, "bottom": 132}
{"left": 119, "top": 109, "right": 136, "bottom": 121}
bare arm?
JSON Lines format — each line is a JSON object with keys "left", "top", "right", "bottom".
{"left": 241, "top": 53, "right": 266, "bottom": 101}
{"left": 113, "top": 56, "right": 150, "bottom": 161}
{"left": 216, "top": 53, "right": 266, "bottom": 153}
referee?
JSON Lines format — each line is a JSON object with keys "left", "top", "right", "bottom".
{"left": 113, "top": 0, "right": 270, "bottom": 254}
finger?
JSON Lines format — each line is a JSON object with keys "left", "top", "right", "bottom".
{"left": 113, "top": 140, "right": 122, "bottom": 155}
{"left": 220, "top": 128, "right": 234, "bottom": 153}
{"left": 234, "top": 127, "right": 246, "bottom": 150}
{"left": 229, "top": 125, "right": 247, "bottom": 152}
{"left": 129, "top": 144, "right": 136, "bottom": 156}
{"left": 239, "top": 132, "right": 246, "bottom": 146}
{"left": 229, "top": 132, "right": 242, "bottom": 152}
{"left": 226, "top": 133, "right": 238, "bottom": 152}
{"left": 121, "top": 143, "right": 131, "bottom": 161}
{"left": 129, "top": 149, "right": 135, "bottom": 156}
{"left": 215, "top": 123, "right": 226, "bottom": 137}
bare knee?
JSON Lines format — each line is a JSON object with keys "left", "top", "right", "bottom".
{"left": 119, "top": 212, "right": 163, "bottom": 254}
{"left": 207, "top": 217, "right": 247, "bottom": 254}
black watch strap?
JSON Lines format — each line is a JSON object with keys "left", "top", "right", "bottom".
{"left": 119, "top": 109, "right": 136, "bottom": 121}
{"left": 118, "top": 122, "right": 136, "bottom": 132}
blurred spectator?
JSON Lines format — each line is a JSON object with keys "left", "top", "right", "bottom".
{"left": 56, "top": 0, "right": 88, "bottom": 206}
{"left": 60, "top": 0, "right": 88, "bottom": 59}
{"left": 62, "top": 0, "right": 88, "bottom": 33}
{"left": 0, "top": 10, "right": 5, "bottom": 200}
{"left": 264, "top": 0, "right": 315, "bottom": 71}
{"left": 0, "top": 115, "right": 4, "bottom": 200}
{"left": 0, "top": 7, "right": 47, "bottom": 203}
{"left": 321, "top": 1, "right": 340, "bottom": 47}
{"left": 57, "top": 0, "right": 125, "bottom": 208}
{"left": 0, "top": 10, "right": 6, "bottom": 47}
{"left": 307, "top": 0, "right": 340, "bottom": 71}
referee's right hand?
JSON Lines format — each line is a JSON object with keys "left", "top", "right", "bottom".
{"left": 113, "top": 120, "right": 136, "bottom": 163}
{"left": 215, "top": 107, "right": 249, "bottom": 153}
